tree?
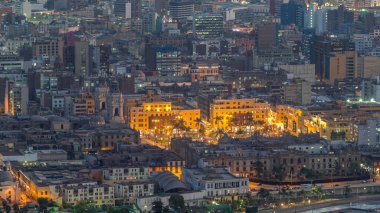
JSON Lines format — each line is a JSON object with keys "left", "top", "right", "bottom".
{"left": 245, "top": 112, "right": 254, "bottom": 134}
{"left": 37, "top": 198, "right": 49, "bottom": 213}
{"left": 195, "top": 118, "right": 202, "bottom": 137}
{"left": 311, "top": 185, "right": 323, "bottom": 199}
{"left": 152, "top": 200, "right": 163, "bottom": 213}
{"left": 73, "top": 200, "right": 98, "bottom": 213}
{"left": 4, "top": 204, "right": 10, "bottom": 213}
{"left": 297, "top": 189, "right": 308, "bottom": 200}
{"left": 163, "top": 206, "right": 170, "bottom": 213}
{"left": 253, "top": 161, "right": 264, "bottom": 178}
{"left": 169, "top": 194, "right": 185, "bottom": 212}
{"left": 273, "top": 165, "right": 286, "bottom": 181}
{"left": 256, "top": 188, "right": 271, "bottom": 200}
{"left": 344, "top": 185, "right": 352, "bottom": 198}
{"left": 12, "top": 204, "right": 20, "bottom": 213}
{"left": 215, "top": 116, "right": 223, "bottom": 130}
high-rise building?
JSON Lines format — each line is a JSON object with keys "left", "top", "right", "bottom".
{"left": 169, "top": 0, "right": 194, "bottom": 22}
{"left": 193, "top": 14, "right": 224, "bottom": 39}
{"left": 313, "top": 36, "right": 355, "bottom": 81}
{"left": 315, "top": 6, "right": 337, "bottom": 35}
{"left": 327, "top": 51, "right": 358, "bottom": 83}
{"left": 269, "top": 0, "right": 283, "bottom": 16}
{"left": 256, "top": 22, "right": 278, "bottom": 49}
{"left": 302, "top": 28, "right": 316, "bottom": 63}
{"left": 145, "top": 45, "right": 181, "bottom": 76}
{"left": 326, "top": 5, "right": 354, "bottom": 33}
{"left": 114, "top": 0, "right": 132, "bottom": 19}
{"left": 33, "top": 38, "right": 64, "bottom": 65}
{"left": 304, "top": 2, "right": 317, "bottom": 29}
{"left": 74, "top": 41, "right": 90, "bottom": 77}
{"left": 130, "top": 0, "right": 142, "bottom": 19}
{"left": 142, "top": 9, "right": 158, "bottom": 34}
{"left": 280, "top": 0, "right": 305, "bottom": 29}
{"left": 155, "top": 0, "right": 170, "bottom": 16}
{"left": 114, "top": 0, "right": 141, "bottom": 19}
{"left": 282, "top": 78, "right": 312, "bottom": 105}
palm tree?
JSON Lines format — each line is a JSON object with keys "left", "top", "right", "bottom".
{"left": 12, "top": 204, "right": 19, "bottom": 213}
{"left": 311, "top": 185, "right": 323, "bottom": 199}
{"left": 195, "top": 117, "right": 202, "bottom": 137}
{"left": 214, "top": 116, "right": 224, "bottom": 139}
{"left": 344, "top": 185, "right": 351, "bottom": 197}
{"left": 246, "top": 115, "right": 255, "bottom": 135}
{"left": 256, "top": 188, "right": 271, "bottom": 204}
{"left": 215, "top": 116, "right": 223, "bottom": 130}
{"left": 152, "top": 200, "right": 163, "bottom": 213}
{"left": 297, "top": 189, "right": 308, "bottom": 201}
{"left": 173, "top": 118, "right": 186, "bottom": 136}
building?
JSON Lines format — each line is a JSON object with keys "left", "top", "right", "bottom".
{"left": 255, "top": 22, "right": 278, "bottom": 49}
{"left": 114, "top": 0, "right": 132, "bottom": 19}
{"left": 279, "top": 64, "right": 316, "bottom": 82}
{"left": 74, "top": 41, "right": 90, "bottom": 77}
{"left": 115, "top": 181, "right": 155, "bottom": 204}
{"left": 33, "top": 38, "right": 64, "bottom": 64}
{"left": 128, "top": 101, "right": 200, "bottom": 133}
{"left": 0, "top": 55, "right": 31, "bottom": 71}
{"left": 63, "top": 183, "right": 115, "bottom": 206}
{"left": 313, "top": 36, "right": 355, "bottom": 82}
{"left": 328, "top": 51, "right": 358, "bottom": 84}
{"left": 209, "top": 99, "right": 271, "bottom": 130}
{"left": 326, "top": 6, "right": 354, "bottom": 34}
{"left": 193, "top": 14, "right": 224, "bottom": 39}
{"left": 182, "top": 161, "right": 249, "bottom": 200}
{"left": 0, "top": 171, "right": 19, "bottom": 203}
{"left": 71, "top": 93, "right": 95, "bottom": 116}
{"left": 358, "top": 118, "right": 380, "bottom": 146}
{"left": 145, "top": 45, "right": 181, "bottom": 76}
{"left": 169, "top": 0, "right": 194, "bottom": 22}
{"left": 282, "top": 78, "right": 312, "bottom": 105}
{"left": 102, "top": 167, "right": 150, "bottom": 183}
{"left": 280, "top": 1, "right": 305, "bottom": 29}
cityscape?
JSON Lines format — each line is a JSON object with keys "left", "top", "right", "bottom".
{"left": 1, "top": 0, "right": 380, "bottom": 212}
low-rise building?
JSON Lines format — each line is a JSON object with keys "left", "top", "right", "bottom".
{"left": 63, "top": 183, "right": 115, "bottom": 206}
{"left": 115, "top": 181, "right": 155, "bottom": 204}
{"left": 182, "top": 162, "right": 249, "bottom": 200}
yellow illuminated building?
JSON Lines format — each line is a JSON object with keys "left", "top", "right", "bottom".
{"left": 314, "top": 115, "right": 357, "bottom": 141}
{"left": 72, "top": 93, "right": 95, "bottom": 116}
{"left": 210, "top": 99, "right": 272, "bottom": 130}
{"left": 128, "top": 102, "right": 200, "bottom": 132}
{"left": 209, "top": 100, "right": 322, "bottom": 136}
{"left": 274, "top": 105, "right": 321, "bottom": 136}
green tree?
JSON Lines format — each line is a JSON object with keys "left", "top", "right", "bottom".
{"left": 37, "top": 198, "right": 49, "bottom": 213}
{"left": 245, "top": 112, "right": 254, "bottom": 134}
{"left": 344, "top": 185, "right": 352, "bottom": 198}
{"left": 215, "top": 116, "right": 223, "bottom": 129}
{"left": 169, "top": 194, "right": 185, "bottom": 212}
{"left": 256, "top": 188, "right": 271, "bottom": 200}
{"left": 195, "top": 118, "right": 202, "bottom": 137}
{"left": 12, "top": 204, "right": 20, "bottom": 213}
{"left": 311, "top": 185, "right": 323, "bottom": 199}
{"left": 152, "top": 200, "right": 163, "bottom": 213}
{"left": 297, "top": 189, "right": 308, "bottom": 201}
{"left": 4, "top": 204, "right": 11, "bottom": 213}
{"left": 73, "top": 200, "right": 98, "bottom": 213}
{"left": 334, "top": 161, "right": 341, "bottom": 176}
